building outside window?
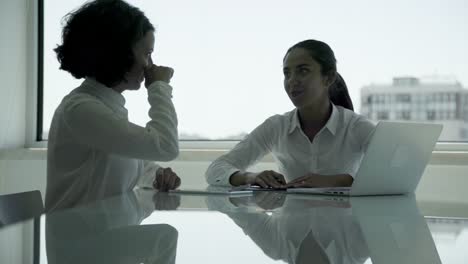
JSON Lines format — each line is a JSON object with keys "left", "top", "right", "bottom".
{"left": 361, "top": 77, "right": 468, "bottom": 141}
{"left": 377, "top": 111, "right": 389, "bottom": 120}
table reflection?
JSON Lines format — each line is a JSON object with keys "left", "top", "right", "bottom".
{"left": 45, "top": 190, "right": 178, "bottom": 264}
{"left": 207, "top": 192, "right": 442, "bottom": 264}
{"left": 0, "top": 188, "right": 454, "bottom": 264}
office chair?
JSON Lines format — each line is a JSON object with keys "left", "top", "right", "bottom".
{"left": 0, "top": 190, "right": 44, "bottom": 227}
{"left": 0, "top": 190, "right": 44, "bottom": 264}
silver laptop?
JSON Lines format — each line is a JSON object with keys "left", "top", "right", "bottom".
{"left": 288, "top": 121, "right": 443, "bottom": 196}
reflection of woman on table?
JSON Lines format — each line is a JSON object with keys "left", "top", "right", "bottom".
{"left": 46, "top": 189, "right": 178, "bottom": 264}
{"left": 206, "top": 40, "right": 375, "bottom": 189}
{"left": 206, "top": 194, "right": 369, "bottom": 264}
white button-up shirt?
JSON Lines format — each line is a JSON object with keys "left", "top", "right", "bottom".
{"left": 205, "top": 104, "right": 375, "bottom": 186}
{"left": 46, "top": 79, "right": 178, "bottom": 211}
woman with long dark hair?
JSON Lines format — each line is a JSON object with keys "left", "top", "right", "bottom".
{"left": 206, "top": 39, "right": 375, "bottom": 188}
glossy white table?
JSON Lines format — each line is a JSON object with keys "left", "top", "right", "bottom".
{"left": 1, "top": 189, "right": 467, "bottom": 264}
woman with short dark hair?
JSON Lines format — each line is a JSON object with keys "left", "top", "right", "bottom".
{"left": 206, "top": 39, "right": 375, "bottom": 188}
{"left": 46, "top": 0, "right": 180, "bottom": 211}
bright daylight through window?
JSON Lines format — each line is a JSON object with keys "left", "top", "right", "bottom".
{"left": 42, "top": 0, "right": 468, "bottom": 141}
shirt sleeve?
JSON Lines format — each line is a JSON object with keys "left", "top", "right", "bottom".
{"left": 344, "top": 116, "right": 376, "bottom": 178}
{"left": 136, "top": 160, "right": 162, "bottom": 189}
{"left": 205, "top": 117, "right": 277, "bottom": 186}
{"left": 63, "top": 81, "right": 179, "bottom": 161}
{"left": 352, "top": 116, "right": 376, "bottom": 152}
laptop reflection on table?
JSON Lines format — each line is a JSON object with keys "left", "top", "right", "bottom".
{"left": 350, "top": 195, "right": 441, "bottom": 264}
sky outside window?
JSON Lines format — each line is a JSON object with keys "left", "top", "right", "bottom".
{"left": 43, "top": 0, "right": 468, "bottom": 140}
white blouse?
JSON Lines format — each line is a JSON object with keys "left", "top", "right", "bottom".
{"left": 46, "top": 78, "right": 178, "bottom": 211}
{"left": 206, "top": 104, "right": 375, "bottom": 186}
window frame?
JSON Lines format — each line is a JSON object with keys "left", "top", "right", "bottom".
{"left": 25, "top": 0, "right": 42, "bottom": 148}
{"left": 27, "top": 0, "right": 468, "bottom": 153}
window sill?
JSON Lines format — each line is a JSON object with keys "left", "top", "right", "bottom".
{"left": 1, "top": 145, "right": 468, "bottom": 165}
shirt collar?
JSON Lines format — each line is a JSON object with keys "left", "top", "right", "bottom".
{"left": 288, "top": 109, "right": 301, "bottom": 134}
{"left": 288, "top": 103, "right": 339, "bottom": 136}
{"left": 81, "top": 78, "right": 126, "bottom": 108}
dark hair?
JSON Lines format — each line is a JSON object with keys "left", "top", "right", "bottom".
{"left": 286, "top": 39, "right": 354, "bottom": 111}
{"left": 54, "top": 0, "right": 154, "bottom": 87}
{"left": 285, "top": 39, "right": 337, "bottom": 77}
{"left": 329, "top": 73, "right": 354, "bottom": 111}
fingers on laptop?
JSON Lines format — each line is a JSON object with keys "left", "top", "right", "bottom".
{"left": 255, "top": 170, "right": 286, "bottom": 189}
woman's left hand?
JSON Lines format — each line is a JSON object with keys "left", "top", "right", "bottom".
{"left": 153, "top": 167, "right": 181, "bottom": 192}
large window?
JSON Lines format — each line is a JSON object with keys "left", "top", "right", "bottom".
{"left": 41, "top": 0, "right": 468, "bottom": 141}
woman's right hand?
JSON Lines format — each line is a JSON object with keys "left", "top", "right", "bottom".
{"left": 144, "top": 58, "right": 174, "bottom": 87}
{"left": 252, "top": 170, "right": 287, "bottom": 188}
{"left": 231, "top": 170, "right": 286, "bottom": 188}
